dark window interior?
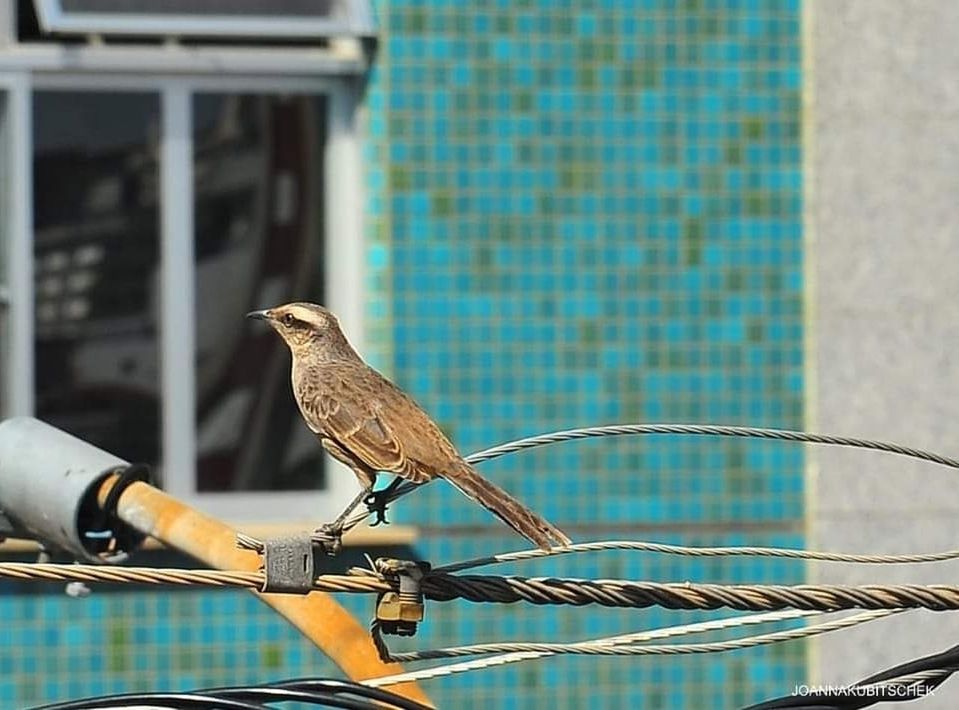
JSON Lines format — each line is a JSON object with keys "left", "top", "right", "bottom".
{"left": 193, "top": 93, "right": 327, "bottom": 492}
{"left": 33, "top": 90, "right": 161, "bottom": 465}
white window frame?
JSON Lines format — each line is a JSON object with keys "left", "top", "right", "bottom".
{"left": 0, "top": 51, "right": 367, "bottom": 524}
{"left": 34, "top": 0, "right": 375, "bottom": 39}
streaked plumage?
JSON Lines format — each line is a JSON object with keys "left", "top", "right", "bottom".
{"left": 248, "top": 302, "right": 571, "bottom": 550}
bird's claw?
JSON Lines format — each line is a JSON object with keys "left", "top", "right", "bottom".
{"left": 314, "top": 522, "right": 343, "bottom": 556}
{"left": 364, "top": 492, "right": 391, "bottom": 527}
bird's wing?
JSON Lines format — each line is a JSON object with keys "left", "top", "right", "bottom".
{"left": 300, "top": 386, "right": 412, "bottom": 474}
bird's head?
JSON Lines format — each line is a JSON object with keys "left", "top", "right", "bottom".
{"left": 246, "top": 302, "right": 349, "bottom": 356}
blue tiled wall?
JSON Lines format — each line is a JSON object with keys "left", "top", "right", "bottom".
{"left": 2, "top": 0, "right": 805, "bottom": 707}
{"left": 0, "top": 591, "right": 347, "bottom": 705}
{"left": 363, "top": 0, "right": 805, "bottom": 705}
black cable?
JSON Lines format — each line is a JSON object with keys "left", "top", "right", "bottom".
{"left": 209, "top": 687, "right": 383, "bottom": 709}
{"left": 33, "top": 693, "right": 269, "bottom": 710}
{"left": 856, "top": 643, "right": 959, "bottom": 686}
{"left": 744, "top": 643, "right": 959, "bottom": 709}
{"left": 269, "top": 678, "right": 432, "bottom": 709}
{"left": 99, "top": 463, "right": 153, "bottom": 526}
{"left": 30, "top": 677, "right": 431, "bottom": 710}
{"left": 85, "top": 462, "right": 153, "bottom": 541}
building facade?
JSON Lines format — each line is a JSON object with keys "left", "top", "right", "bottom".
{"left": 3, "top": 1, "right": 955, "bottom": 708}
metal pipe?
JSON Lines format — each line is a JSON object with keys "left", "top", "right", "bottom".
{"left": 95, "top": 474, "right": 430, "bottom": 706}
{"left": 0, "top": 417, "right": 144, "bottom": 561}
{"left": 0, "top": 417, "right": 427, "bottom": 702}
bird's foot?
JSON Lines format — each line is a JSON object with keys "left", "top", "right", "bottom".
{"left": 314, "top": 522, "right": 343, "bottom": 556}
{"left": 364, "top": 491, "right": 391, "bottom": 527}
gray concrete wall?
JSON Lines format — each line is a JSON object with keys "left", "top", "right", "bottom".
{"left": 809, "top": 1, "right": 959, "bottom": 705}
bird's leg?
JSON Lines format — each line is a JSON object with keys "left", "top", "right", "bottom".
{"left": 317, "top": 438, "right": 378, "bottom": 554}
{"left": 316, "top": 486, "right": 370, "bottom": 555}
{"left": 333, "top": 486, "right": 375, "bottom": 528}
{"left": 364, "top": 477, "right": 405, "bottom": 527}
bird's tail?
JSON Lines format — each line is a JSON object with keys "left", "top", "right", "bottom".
{"left": 445, "top": 460, "right": 572, "bottom": 550}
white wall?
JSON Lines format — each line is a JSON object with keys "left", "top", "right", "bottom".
{"left": 809, "top": 1, "right": 959, "bottom": 704}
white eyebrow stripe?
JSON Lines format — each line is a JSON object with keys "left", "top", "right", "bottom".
{"left": 288, "top": 305, "right": 320, "bottom": 322}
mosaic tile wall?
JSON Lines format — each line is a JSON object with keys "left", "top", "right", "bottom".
{"left": 1, "top": 0, "right": 805, "bottom": 707}
{"left": 0, "top": 530, "right": 807, "bottom": 708}
{"left": 0, "top": 591, "right": 342, "bottom": 705}
{"left": 364, "top": 0, "right": 804, "bottom": 529}
{"left": 363, "top": 0, "right": 806, "bottom": 706}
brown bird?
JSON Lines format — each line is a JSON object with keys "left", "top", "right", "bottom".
{"left": 247, "top": 302, "right": 571, "bottom": 550}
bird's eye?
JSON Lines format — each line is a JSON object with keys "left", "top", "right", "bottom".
{"left": 282, "top": 313, "right": 295, "bottom": 327}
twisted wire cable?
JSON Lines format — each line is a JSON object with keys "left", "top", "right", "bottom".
{"left": 364, "top": 609, "right": 898, "bottom": 688}
{"left": 34, "top": 694, "right": 266, "bottom": 710}
{"left": 31, "top": 677, "right": 433, "bottom": 710}
{"left": 434, "top": 540, "right": 959, "bottom": 574}
{"left": 238, "top": 534, "right": 959, "bottom": 569}
{"left": 235, "top": 532, "right": 264, "bottom": 553}
{"left": 415, "top": 574, "right": 959, "bottom": 612}
{"left": 325, "top": 422, "right": 959, "bottom": 534}
{"left": 464, "top": 424, "right": 959, "bottom": 468}
{"left": 0, "top": 562, "right": 263, "bottom": 588}
{"left": 856, "top": 668, "right": 954, "bottom": 692}
{"left": 749, "top": 669, "right": 954, "bottom": 710}
{"left": 381, "top": 608, "right": 825, "bottom": 663}
{"left": 12, "top": 420, "right": 955, "bottom": 704}
{"left": 745, "top": 643, "right": 959, "bottom": 709}
{"left": 7, "top": 562, "right": 959, "bottom": 614}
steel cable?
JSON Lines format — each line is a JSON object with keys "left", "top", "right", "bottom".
{"left": 433, "top": 540, "right": 959, "bottom": 574}
{"left": 9, "top": 561, "right": 959, "bottom": 614}
{"left": 365, "top": 610, "right": 899, "bottom": 687}
{"left": 323, "top": 422, "right": 959, "bottom": 535}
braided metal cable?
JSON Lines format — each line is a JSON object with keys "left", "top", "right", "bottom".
{"left": 0, "top": 562, "right": 263, "bottom": 588}
{"left": 857, "top": 668, "right": 955, "bottom": 692}
{"left": 237, "top": 533, "right": 959, "bottom": 572}
{"left": 434, "top": 540, "right": 959, "bottom": 574}
{"left": 6, "top": 561, "right": 959, "bottom": 614}
{"left": 327, "top": 422, "right": 959, "bottom": 533}
{"left": 382, "top": 608, "right": 826, "bottom": 663}
{"left": 364, "top": 609, "right": 898, "bottom": 688}
{"left": 747, "top": 666, "right": 957, "bottom": 709}
{"left": 0, "top": 562, "right": 384, "bottom": 594}
{"left": 465, "top": 424, "right": 959, "bottom": 468}
{"left": 235, "top": 532, "right": 265, "bottom": 553}
{"left": 417, "top": 574, "right": 959, "bottom": 612}
{"left": 31, "top": 677, "right": 434, "bottom": 710}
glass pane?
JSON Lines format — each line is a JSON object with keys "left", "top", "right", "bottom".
{"left": 193, "top": 93, "right": 327, "bottom": 492}
{"left": 0, "top": 92, "right": 8, "bottom": 283}
{"left": 0, "top": 92, "right": 8, "bottom": 417}
{"left": 33, "top": 91, "right": 161, "bottom": 464}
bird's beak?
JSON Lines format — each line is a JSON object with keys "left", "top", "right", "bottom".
{"left": 246, "top": 309, "right": 270, "bottom": 321}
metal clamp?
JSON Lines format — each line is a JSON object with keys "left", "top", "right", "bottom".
{"left": 374, "top": 558, "right": 431, "bottom": 636}
{"left": 261, "top": 533, "right": 315, "bottom": 594}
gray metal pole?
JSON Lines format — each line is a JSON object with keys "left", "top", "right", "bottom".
{"left": 0, "top": 417, "right": 145, "bottom": 562}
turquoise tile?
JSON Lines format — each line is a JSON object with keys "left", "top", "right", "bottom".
{"left": 7, "top": 1, "right": 804, "bottom": 707}
{"left": 364, "top": 0, "right": 805, "bottom": 705}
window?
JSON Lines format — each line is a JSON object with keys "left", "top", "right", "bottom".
{"left": 0, "top": 40, "right": 364, "bottom": 522}
{"left": 0, "top": 91, "right": 9, "bottom": 418}
{"left": 193, "top": 93, "right": 327, "bottom": 493}
{"left": 33, "top": 91, "right": 161, "bottom": 465}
